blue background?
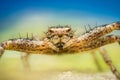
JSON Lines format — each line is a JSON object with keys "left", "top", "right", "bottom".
{"left": 0, "top": 0, "right": 120, "bottom": 32}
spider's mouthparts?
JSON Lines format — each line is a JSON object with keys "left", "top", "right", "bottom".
{"left": 56, "top": 42, "right": 65, "bottom": 50}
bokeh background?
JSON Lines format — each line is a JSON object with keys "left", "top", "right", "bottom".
{"left": 0, "top": 0, "right": 120, "bottom": 80}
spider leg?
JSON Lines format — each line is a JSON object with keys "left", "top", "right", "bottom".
{"left": 78, "top": 22, "right": 120, "bottom": 45}
{"left": 0, "top": 46, "right": 4, "bottom": 59}
{"left": 83, "top": 35, "right": 120, "bottom": 51}
{"left": 21, "top": 52, "right": 30, "bottom": 71}
{"left": 91, "top": 50, "right": 103, "bottom": 71}
{"left": 99, "top": 48, "right": 120, "bottom": 79}
{"left": 0, "top": 38, "right": 58, "bottom": 54}
{"left": 64, "top": 35, "right": 120, "bottom": 52}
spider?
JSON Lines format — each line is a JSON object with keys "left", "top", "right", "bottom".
{"left": 0, "top": 22, "right": 120, "bottom": 79}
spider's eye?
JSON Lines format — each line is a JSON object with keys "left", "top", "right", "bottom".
{"left": 47, "top": 36, "right": 51, "bottom": 39}
{"left": 49, "top": 29, "right": 54, "bottom": 33}
{"left": 67, "top": 28, "right": 71, "bottom": 32}
{"left": 47, "top": 35, "right": 54, "bottom": 39}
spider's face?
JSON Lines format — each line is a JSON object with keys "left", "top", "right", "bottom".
{"left": 46, "top": 26, "right": 74, "bottom": 49}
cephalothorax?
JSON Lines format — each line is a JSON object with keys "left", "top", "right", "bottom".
{"left": 0, "top": 22, "right": 120, "bottom": 79}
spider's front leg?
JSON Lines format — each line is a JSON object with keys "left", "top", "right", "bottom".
{"left": 64, "top": 35, "right": 120, "bottom": 53}
{"left": 85, "top": 35, "right": 120, "bottom": 51}
{"left": 78, "top": 22, "right": 120, "bottom": 45}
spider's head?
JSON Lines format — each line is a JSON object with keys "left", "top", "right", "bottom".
{"left": 46, "top": 25, "right": 74, "bottom": 49}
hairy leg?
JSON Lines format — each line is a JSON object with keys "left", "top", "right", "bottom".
{"left": 78, "top": 22, "right": 120, "bottom": 45}
{"left": 82, "top": 35, "right": 120, "bottom": 51}
{"left": 99, "top": 48, "right": 120, "bottom": 79}
{"left": 64, "top": 35, "right": 120, "bottom": 52}
{"left": 21, "top": 53, "right": 30, "bottom": 71}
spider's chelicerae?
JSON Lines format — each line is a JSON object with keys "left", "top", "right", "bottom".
{"left": 0, "top": 22, "right": 120, "bottom": 79}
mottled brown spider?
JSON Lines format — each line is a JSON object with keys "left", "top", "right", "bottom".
{"left": 0, "top": 22, "right": 120, "bottom": 79}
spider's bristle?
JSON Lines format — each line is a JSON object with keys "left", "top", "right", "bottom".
{"left": 88, "top": 24, "right": 92, "bottom": 30}
{"left": 82, "top": 24, "right": 97, "bottom": 35}
{"left": 49, "top": 25, "right": 71, "bottom": 29}
{"left": 84, "top": 25, "right": 89, "bottom": 33}
{"left": 26, "top": 32, "right": 28, "bottom": 39}
{"left": 31, "top": 33, "right": 33, "bottom": 39}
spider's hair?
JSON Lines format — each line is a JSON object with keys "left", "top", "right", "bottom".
{"left": 82, "top": 23, "right": 108, "bottom": 35}
{"left": 48, "top": 25, "right": 71, "bottom": 29}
